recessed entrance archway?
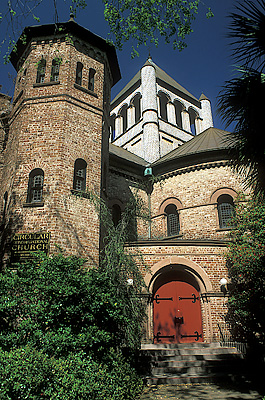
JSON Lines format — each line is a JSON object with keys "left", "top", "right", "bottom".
{"left": 143, "top": 257, "right": 214, "bottom": 343}
{"left": 153, "top": 270, "right": 203, "bottom": 343}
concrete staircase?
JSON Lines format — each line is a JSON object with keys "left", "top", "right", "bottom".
{"left": 140, "top": 343, "right": 246, "bottom": 385}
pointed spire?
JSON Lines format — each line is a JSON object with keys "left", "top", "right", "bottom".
{"left": 199, "top": 93, "right": 210, "bottom": 101}
{"left": 69, "top": 12, "right": 75, "bottom": 22}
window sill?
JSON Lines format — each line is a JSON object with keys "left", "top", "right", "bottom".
{"left": 70, "top": 189, "right": 90, "bottom": 199}
{"left": 23, "top": 202, "right": 44, "bottom": 208}
{"left": 74, "top": 83, "right": 98, "bottom": 98}
{"left": 33, "top": 81, "right": 60, "bottom": 88}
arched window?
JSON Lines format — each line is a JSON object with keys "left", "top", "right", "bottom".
{"left": 217, "top": 194, "right": 235, "bottom": 229}
{"left": 50, "top": 58, "right": 61, "bottom": 82}
{"left": 131, "top": 93, "right": 141, "bottom": 123}
{"left": 112, "top": 204, "right": 122, "bottom": 227}
{"left": 188, "top": 107, "right": 198, "bottom": 135}
{"left": 36, "top": 58, "right": 46, "bottom": 83}
{"left": 88, "top": 68, "right": 96, "bottom": 91}
{"left": 165, "top": 204, "right": 180, "bottom": 236}
{"left": 158, "top": 92, "right": 169, "bottom": 121}
{"left": 174, "top": 100, "right": 184, "bottom": 128}
{"left": 75, "top": 62, "right": 83, "bottom": 86}
{"left": 27, "top": 169, "right": 44, "bottom": 203}
{"left": 73, "top": 159, "right": 87, "bottom": 191}
{"left": 119, "top": 105, "right": 128, "bottom": 133}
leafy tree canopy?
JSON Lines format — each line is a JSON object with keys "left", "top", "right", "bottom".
{"left": 0, "top": 0, "right": 213, "bottom": 60}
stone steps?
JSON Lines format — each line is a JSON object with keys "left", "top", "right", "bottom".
{"left": 140, "top": 343, "right": 246, "bottom": 385}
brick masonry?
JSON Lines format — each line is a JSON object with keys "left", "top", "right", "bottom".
{"left": 0, "top": 25, "right": 114, "bottom": 267}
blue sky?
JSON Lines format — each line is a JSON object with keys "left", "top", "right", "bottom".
{"left": 0, "top": 0, "right": 238, "bottom": 130}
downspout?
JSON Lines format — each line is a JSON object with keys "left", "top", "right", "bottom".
{"left": 144, "top": 166, "right": 153, "bottom": 239}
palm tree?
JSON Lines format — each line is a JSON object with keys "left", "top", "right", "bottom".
{"left": 218, "top": 0, "right": 265, "bottom": 198}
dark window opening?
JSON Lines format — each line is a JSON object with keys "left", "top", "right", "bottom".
{"left": 158, "top": 92, "right": 169, "bottom": 121}
{"left": 88, "top": 68, "right": 96, "bottom": 91}
{"left": 132, "top": 94, "right": 141, "bottom": 123}
{"left": 120, "top": 105, "right": 128, "bottom": 133}
{"left": 36, "top": 59, "right": 46, "bottom": 83}
{"left": 73, "top": 159, "right": 87, "bottom": 191}
{"left": 27, "top": 169, "right": 44, "bottom": 203}
{"left": 188, "top": 107, "right": 198, "bottom": 136}
{"left": 217, "top": 194, "right": 235, "bottom": 229}
{"left": 75, "top": 62, "right": 83, "bottom": 86}
{"left": 174, "top": 100, "right": 183, "bottom": 128}
{"left": 165, "top": 204, "right": 180, "bottom": 236}
{"left": 50, "top": 58, "right": 61, "bottom": 82}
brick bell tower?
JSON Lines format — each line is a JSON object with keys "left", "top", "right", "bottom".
{"left": 0, "top": 18, "right": 120, "bottom": 266}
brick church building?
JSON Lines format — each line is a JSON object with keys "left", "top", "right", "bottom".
{"left": 0, "top": 19, "right": 247, "bottom": 344}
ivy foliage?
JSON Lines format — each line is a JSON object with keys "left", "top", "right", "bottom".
{"left": 0, "top": 196, "right": 147, "bottom": 398}
{"left": 226, "top": 198, "right": 265, "bottom": 348}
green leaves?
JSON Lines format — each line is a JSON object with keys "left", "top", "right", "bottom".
{"left": 226, "top": 198, "right": 265, "bottom": 347}
{"left": 0, "top": 252, "right": 144, "bottom": 397}
{"left": 103, "top": 0, "right": 212, "bottom": 56}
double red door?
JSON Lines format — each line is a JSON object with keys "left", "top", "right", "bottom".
{"left": 153, "top": 280, "right": 203, "bottom": 343}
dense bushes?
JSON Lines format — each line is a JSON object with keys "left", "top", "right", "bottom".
{"left": 0, "top": 253, "right": 145, "bottom": 398}
{"left": 226, "top": 199, "right": 265, "bottom": 351}
{"left": 0, "top": 346, "right": 142, "bottom": 400}
{"left": 0, "top": 346, "right": 142, "bottom": 399}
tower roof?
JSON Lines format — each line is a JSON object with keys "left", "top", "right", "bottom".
{"left": 10, "top": 20, "right": 121, "bottom": 86}
{"left": 111, "top": 58, "right": 200, "bottom": 108}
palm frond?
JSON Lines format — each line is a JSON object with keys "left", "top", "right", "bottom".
{"left": 229, "top": 0, "right": 265, "bottom": 70}
{"left": 218, "top": 67, "right": 265, "bottom": 197}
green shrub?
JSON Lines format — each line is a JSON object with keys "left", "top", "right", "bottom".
{"left": 0, "top": 253, "right": 145, "bottom": 357}
{"left": 0, "top": 346, "right": 143, "bottom": 399}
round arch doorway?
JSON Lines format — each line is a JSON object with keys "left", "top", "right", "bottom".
{"left": 153, "top": 269, "right": 203, "bottom": 344}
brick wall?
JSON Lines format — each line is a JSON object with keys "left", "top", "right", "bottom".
{"left": 0, "top": 32, "right": 112, "bottom": 266}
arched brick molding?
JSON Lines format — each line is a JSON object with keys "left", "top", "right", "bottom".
{"left": 210, "top": 188, "right": 238, "bottom": 230}
{"left": 158, "top": 198, "right": 183, "bottom": 237}
{"left": 210, "top": 187, "right": 238, "bottom": 204}
{"left": 145, "top": 256, "right": 212, "bottom": 293}
{"left": 143, "top": 257, "right": 214, "bottom": 343}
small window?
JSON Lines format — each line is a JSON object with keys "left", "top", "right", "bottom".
{"left": 158, "top": 92, "right": 169, "bottom": 121}
{"left": 75, "top": 62, "right": 83, "bottom": 86}
{"left": 188, "top": 107, "right": 198, "bottom": 136}
{"left": 119, "top": 105, "right": 128, "bottom": 133}
{"left": 36, "top": 59, "right": 46, "bottom": 83}
{"left": 131, "top": 94, "right": 141, "bottom": 123}
{"left": 165, "top": 204, "right": 180, "bottom": 236}
{"left": 73, "top": 159, "right": 87, "bottom": 191}
{"left": 88, "top": 68, "right": 96, "bottom": 91}
{"left": 27, "top": 169, "right": 44, "bottom": 203}
{"left": 50, "top": 58, "right": 61, "bottom": 82}
{"left": 217, "top": 194, "right": 235, "bottom": 229}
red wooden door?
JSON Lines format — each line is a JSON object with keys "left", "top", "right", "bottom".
{"left": 153, "top": 280, "right": 203, "bottom": 343}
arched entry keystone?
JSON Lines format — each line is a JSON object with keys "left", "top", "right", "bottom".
{"left": 144, "top": 257, "right": 213, "bottom": 343}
